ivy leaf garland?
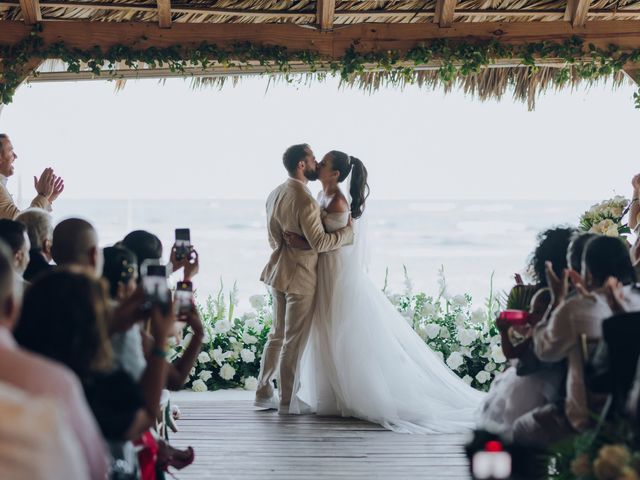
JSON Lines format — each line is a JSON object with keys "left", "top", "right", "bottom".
{"left": 1, "top": 26, "right": 640, "bottom": 106}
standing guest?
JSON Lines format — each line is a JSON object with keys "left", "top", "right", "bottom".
{"left": 0, "top": 134, "right": 64, "bottom": 219}
{"left": 0, "top": 242, "right": 107, "bottom": 480}
{"left": 15, "top": 208, "right": 54, "bottom": 282}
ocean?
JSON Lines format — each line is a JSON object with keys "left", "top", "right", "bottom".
{"left": 43, "top": 198, "right": 591, "bottom": 312}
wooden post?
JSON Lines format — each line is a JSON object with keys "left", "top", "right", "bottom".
{"left": 18, "top": 0, "right": 41, "bottom": 25}
{"left": 565, "top": 0, "right": 590, "bottom": 27}
{"left": 157, "top": 0, "right": 172, "bottom": 29}
{"left": 316, "top": 0, "right": 335, "bottom": 32}
{"left": 434, "top": 0, "right": 457, "bottom": 28}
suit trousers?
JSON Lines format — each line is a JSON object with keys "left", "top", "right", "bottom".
{"left": 256, "top": 288, "right": 315, "bottom": 407}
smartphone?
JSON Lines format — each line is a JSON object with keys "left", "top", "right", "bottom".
{"left": 141, "top": 260, "right": 170, "bottom": 313}
{"left": 175, "top": 228, "right": 191, "bottom": 261}
{"left": 175, "top": 281, "right": 193, "bottom": 316}
{"left": 498, "top": 309, "right": 529, "bottom": 325}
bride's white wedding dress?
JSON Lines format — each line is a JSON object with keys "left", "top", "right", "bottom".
{"left": 290, "top": 191, "right": 485, "bottom": 433}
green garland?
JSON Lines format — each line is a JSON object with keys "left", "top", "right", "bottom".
{"left": 2, "top": 24, "right": 640, "bottom": 106}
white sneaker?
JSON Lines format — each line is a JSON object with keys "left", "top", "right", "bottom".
{"left": 254, "top": 395, "right": 279, "bottom": 410}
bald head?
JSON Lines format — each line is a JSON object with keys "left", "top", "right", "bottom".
{"left": 52, "top": 218, "right": 100, "bottom": 275}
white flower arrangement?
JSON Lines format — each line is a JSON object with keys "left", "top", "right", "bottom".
{"left": 579, "top": 196, "right": 631, "bottom": 237}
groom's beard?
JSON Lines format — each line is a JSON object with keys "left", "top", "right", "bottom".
{"left": 304, "top": 169, "right": 319, "bottom": 181}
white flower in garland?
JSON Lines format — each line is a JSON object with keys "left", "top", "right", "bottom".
{"left": 241, "top": 349, "right": 256, "bottom": 363}
{"left": 219, "top": 364, "right": 236, "bottom": 381}
{"left": 475, "top": 371, "right": 491, "bottom": 384}
{"left": 439, "top": 326, "right": 450, "bottom": 339}
{"left": 424, "top": 323, "right": 440, "bottom": 339}
{"left": 484, "top": 362, "right": 497, "bottom": 373}
{"left": 470, "top": 309, "right": 486, "bottom": 324}
{"left": 192, "top": 379, "right": 208, "bottom": 392}
{"left": 249, "top": 295, "right": 266, "bottom": 310}
{"left": 454, "top": 313, "right": 466, "bottom": 327}
{"left": 490, "top": 345, "right": 507, "bottom": 364}
{"left": 462, "top": 375, "right": 473, "bottom": 385}
{"left": 457, "top": 328, "right": 478, "bottom": 347}
{"left": 243, "top": 333, "right": 258, "bottom": 345}
{"left": 197, "top": 352, "right": 211, "bottom": 364}
{"left": 214, "top": 320, "right": 232, "bottom": 335}
{"left": 198, "top": 370, "right": 213, "bottom": 382}
{"left": 243, "top": 376, "right": 259, "bottom": 391}
{"left": 446, "top": 351, "right": 464, "bottom": 371}
{"left": 451, "top": 295, "right": 467, "bottom": 307}
{"left": 421, "top": 303, "right": 436, "bottom": 317}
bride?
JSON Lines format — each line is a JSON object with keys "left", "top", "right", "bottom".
{"left": 284, "top": 151, "right": 485, "bottom": 434}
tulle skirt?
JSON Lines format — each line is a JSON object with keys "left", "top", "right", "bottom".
{"left": 291, "top": 246, "right": 486, "bottom": 433}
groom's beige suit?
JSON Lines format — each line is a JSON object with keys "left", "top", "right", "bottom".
{"left": 257, "top": 178, "right": 354, "bottom": 408}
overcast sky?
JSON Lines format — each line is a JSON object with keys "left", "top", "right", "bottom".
{"left": 0, "top": 75, "right": 638, "bottom": 200}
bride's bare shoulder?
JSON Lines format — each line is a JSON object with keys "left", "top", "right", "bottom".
{"left": 326, "top": 191, "right": 349, "bottom": 214}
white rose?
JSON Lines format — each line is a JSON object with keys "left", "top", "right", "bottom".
{"left": 490, "top": 345, "right": 507, "bottom": 364}
{"left": 439, "top": 327, "right": 450, "bottom": 339}
{"left": 243, "top": 312, "right": 257, "bottom": 321}
{"left": 462, "top": 375, "right": 473, "bottom": 385}
{"left": 421, "top": 303, "right": 436, "bottom": 317}
{"left": 219, "top": 363, "right": 236, "bottom": 381}
{"left": 191, "top": 379, "right": 208, "bottom": 392}
{"left": 424, "top": 323, "right": 440, "bottom": 339}
{"left": 215, "top": 320, "right": 232, "bottom": 335}
{"left": 454, "top": 313, "right": 466, "bottom": 326}
{"left": 243, "top": 376, "right": 259, "bottom": 391}
{"left": 242, "top": 333, "right": 258, "bottom": 345}
{"left": 197, "top": 352, "right": 211, "bottom": 364}
{"left": 446, "top": 351, "right": 464, "bottom": 371}
{"left": 452, "top": 295, "right": 467, "bottom": 307}
{"left": 475, "top": 371, "right": 491, "bottom": 384}
{"left": 240, "top": 349, "right": 256, "bottom": 363}
{"left": 484, "top": 362, "right": 496, "bottom": 373}
{"left": 457, "top": 328, "right": 478, "bottom": 347}
{"left": 254, "top": 323, "right": 265, "bottom": 334}
{"left": 470, "top": 309, "right": 485, "bottom": 324}
{"left": 198, "top": 370, "right": 213, "bottom": 382}
{"left": 249, "top": 295, "right": 266, "bottom": 310}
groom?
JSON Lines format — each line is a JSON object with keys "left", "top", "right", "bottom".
{"left": 255, "top": 144, "right": 354, "bottom": 414}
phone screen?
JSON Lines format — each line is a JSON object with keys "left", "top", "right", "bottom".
{"left": 175, "top": 228, "right": 191, "bottom": 261}
{"left": 142, "top": 263, "right": 170, "bottom": 312}
{"left": 175, "top": 281, "right": 193, "bottom": 315}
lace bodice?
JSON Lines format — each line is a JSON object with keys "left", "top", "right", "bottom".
{"left": 318, "top": 191, "right": 349, "bottom": 233}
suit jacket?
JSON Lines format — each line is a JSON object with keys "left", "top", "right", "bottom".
{"left": 260, "top": 178, "right": 354, "bottom": 295}
{"left": 0, "top": 182, "right": 51, "bottom": 220}
{"left": 23, "top": 249, "right": 53, "bottom": 283}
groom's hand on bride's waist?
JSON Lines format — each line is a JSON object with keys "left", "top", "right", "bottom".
{"left": 283, "top": 231, "right": 312, "bottom": 250}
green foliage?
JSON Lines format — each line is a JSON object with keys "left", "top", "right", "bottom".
{"left": 2, "top": 27, "right": 640, "bottom": 106}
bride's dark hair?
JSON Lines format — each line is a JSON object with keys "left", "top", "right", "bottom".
{"left": 328, "top": 151, "right": 370, "bottom": 219}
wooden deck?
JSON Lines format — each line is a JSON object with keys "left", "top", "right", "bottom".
{"left": 169, "top": 394, "right": 473, "bottom": 479}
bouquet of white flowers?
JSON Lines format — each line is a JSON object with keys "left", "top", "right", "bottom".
{"left": 579, "top": 196, "right": 631, "bottom": 237}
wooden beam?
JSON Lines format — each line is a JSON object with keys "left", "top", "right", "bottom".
{"left": 316, "top": 0, "right": 335, "bottom": 31}
{"left": 434, "top": 0, "right": 457, "bottom": 27}
{"left": 18, "top": 0, "right": 41, "bottom": 24}
{"left": 565, "top": 0, "right": 590, "bottom": 27}
{"left": 2, "top": 20, "right": 640, "bottom": 60}
{"left": 157, "top": 0, "right": 171, "bottom": 29}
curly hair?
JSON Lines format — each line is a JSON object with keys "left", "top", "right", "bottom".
{"left": 527, "top": 226, "right": 577, "bottom": 287}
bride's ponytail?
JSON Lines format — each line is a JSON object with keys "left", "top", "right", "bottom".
{"left": 349, "top": 157, "right": 369, "bottom": 219}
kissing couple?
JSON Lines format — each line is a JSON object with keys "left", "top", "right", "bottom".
{"left": 254, "top": 144, "right": 484, "bottom": 433}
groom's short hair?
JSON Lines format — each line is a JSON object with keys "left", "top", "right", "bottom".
{"left": 283, "top": 144, "right": 310, "bottom": 175}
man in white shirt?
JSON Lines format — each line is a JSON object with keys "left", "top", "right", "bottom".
{"left": 0, "top": 134, "right": 64, "bottom": 219}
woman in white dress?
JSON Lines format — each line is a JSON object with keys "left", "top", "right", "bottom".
{"left": 285, "top": 151, "right": 485, "bottom": 434}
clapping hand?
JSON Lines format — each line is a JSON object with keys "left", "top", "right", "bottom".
{"left": 632, "top": 173, "right": 640, "bottom": 192}
{"left": 33, "top": 168, "right": 55, "bottom": 198}
{"left": 545, "top": 261, "right": 570, "bottom": 308}
{"left": 49, "top": 175, "right": 65, "bottom": 203}
{"left": 604, "top": 276, "right": 627, "bottom": 314}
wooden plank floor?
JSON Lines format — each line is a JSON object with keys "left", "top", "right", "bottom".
{"left": 169, "top": 399, "right": 473, "bottom": 479}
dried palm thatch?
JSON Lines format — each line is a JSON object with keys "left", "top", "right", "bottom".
{"left": 3, "top": 0, "right": 640, "bottom": 106}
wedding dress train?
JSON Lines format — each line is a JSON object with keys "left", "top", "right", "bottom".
{"left": 290, "top": 192, "right": 485, "bottom": 433}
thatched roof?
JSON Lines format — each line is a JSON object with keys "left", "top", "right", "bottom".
{"left": 1, "top": 1, "right": 640, "bottom": 108}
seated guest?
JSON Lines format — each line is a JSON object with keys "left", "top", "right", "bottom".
{"left": 513, "top": 236, "right": 640, "bottom": 447}
{"left": 0, "top": 219, "right": 31, "bottom": 290}
{"left": 122, "top": 229, "right": 199, "bottom": 282}
{"left": 0, "top": 242, "right": 107, "bottom": 479}
{"left": 0, "top": 134, "right": 64, "bottom": 219}
{"left": 0, "top": 381, "right": 90, "bottom": 480}
{"left": 14, "top": 269, "right": 173, "bottom": 444}
{"left": 51, "top": 218, "right": 101, "bottom": 276}
{"left": 15, "top": 208, "right": 54, "bottom": 281}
